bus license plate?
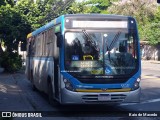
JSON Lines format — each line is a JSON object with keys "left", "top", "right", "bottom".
{"left": 98, "top": 94, "right": 111, "bottom": 101}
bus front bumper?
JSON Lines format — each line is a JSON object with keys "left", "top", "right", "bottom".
{"left": 60, "top": 88, "right": 141, "bottom": 104}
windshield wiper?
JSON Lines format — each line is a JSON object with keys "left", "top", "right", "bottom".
{"left": 106, "top": 32, "right": 121, "bottom": 62}
{"left": 108, "top": 31, "right": 121, "bottom": 51}
{"left": 82, "top": 30, "right": 98, "bottom": 51}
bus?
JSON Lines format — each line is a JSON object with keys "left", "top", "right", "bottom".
{"left": 26, "top": 14, "right": 141, "bottom": 104}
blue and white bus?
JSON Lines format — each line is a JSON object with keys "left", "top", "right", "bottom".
{"left": 26, "top": 14, "right": 141, "bottom": 104}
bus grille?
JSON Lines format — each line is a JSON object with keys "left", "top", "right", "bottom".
{"left": 82, "top": 94, "right": 126, "bottom": 103}
{"left": 78, "top": 78, "right": 129, "bottom": 84}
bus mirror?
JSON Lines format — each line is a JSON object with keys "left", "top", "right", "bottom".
{"left": 56, "top": 33, "right": 62, "bottom": 48}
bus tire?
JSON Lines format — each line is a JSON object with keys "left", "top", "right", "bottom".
{"left": 31, "top": 70, "right": 36, "bottom": 91}
{"left": 48, "top": 80, "right": 55, "bottom": 106}
{"left": 48, "top": 80, "right": 60, "bottom": 107}
{"left": 32, "top": 83, "right": 37, "bottom": 91}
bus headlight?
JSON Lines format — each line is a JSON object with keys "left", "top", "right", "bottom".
{"left": 63, "top": 79, "right": 74, "bottom": 91}
{"left": 132, "top": 78, "right": 141, "bottom": 90}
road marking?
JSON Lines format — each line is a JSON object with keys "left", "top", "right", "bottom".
{"left": 142, "top": 67, "right": 160, "bottom": 71}
{"left": 120, "top": 98, "right": 160, "bottom": 106}
{"left": 141, "top": 75, "right": 160, "bottom": 80}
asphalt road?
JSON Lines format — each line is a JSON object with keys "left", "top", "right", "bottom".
{"left": 0, "top": 60, "right": 160, "bottom": 120}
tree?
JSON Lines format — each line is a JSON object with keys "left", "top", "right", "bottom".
{"left": 0, "top": 4, "right": 31, "bottom": 53}
{"left": 15, "top": 0, "right": 43, "bottom": 30}
{"left": 107, "top": 0, "right": 160, "bottom": 45}
{"left": 42, "top": 0, "right": 75, "bottom": 23}
{"left": 84, "top": 0, "right": 114, "bottom": 13}
{"left": 15, "top": 0, "right": 74, "bottom": 30}
{"left": 64, "top": 1, "right": 91, "bottom": 14}
{"left": 0, "top": 0, "right": 75, "bottom": 71}
{"left": 0, "top": 0, "right": 14, "bottom": 6}
{"left": 141, "top": 22, "right": 160, "bottom": 45}
{"left": 108, "top": 0, "right": 157, "bottom": 25}
{"left": 152, "top": 6, "right": 160, "bottom": 23}
{"left": 64, "top": 0, "right": 117, "bottom": 14}
{"left": 0, "top": 0, "right": 6, "bottom": 6}
{"left": 141, "top": 6, "right": 160, "bottom": 45}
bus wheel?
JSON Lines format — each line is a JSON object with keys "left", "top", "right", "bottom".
{"left": 31, "top": 71, "right": 36, "bottom": 91}
{"left": 31, "top": 83, "right": 37, "bottom": 91}
{"left": 48, "top": 82, "right": 55, "bottom": 106}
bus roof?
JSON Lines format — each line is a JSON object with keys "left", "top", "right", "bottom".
{"left": 27, "top": 14, "right": 132, "bottom": 39}
{"left": 27, "top": 15, "right": 64, "bottom": 38}
{"left": 65, "top": 14, "right": 130, "bottom": 19}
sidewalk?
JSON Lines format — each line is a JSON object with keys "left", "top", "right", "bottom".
{"left": 0, "top": 73, "right": 33, "bottom": 111}
{"left": 141, "top": 60, "right": 160, "bottom": 64}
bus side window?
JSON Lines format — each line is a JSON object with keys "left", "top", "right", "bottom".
{"left": 45, "top": 30, "right": 49, "bottom": 56}
{"left": 32, "top": 37, "right": 35, "bottom": 56}
{"left": 44, "top": 30, "right": 50, "bottom": 56}
{"left": 53, "top": 33, "right": 59, "bottom": 59}
{"left": 42, "top": 32, "right": 46, "bottom": 56}
{"left": 39, "top": 33, "right": 43, "bottom": 56}
{"left": 46, "top": 28, "right": 54, "bottom": 56}
{"left": 29, "top": 37, "right": 35, "bottom": 57}
{"left": 128, "top": 35, "right": 136, "bottom": 57}
{"left": 56, "top": 32, "right": 62, "bottom": 47}
{"left": 36, "top": 35, "right": 42, "bottom": 56}
{"left": 50, "top": 28, "right": 54, "bottom": 56}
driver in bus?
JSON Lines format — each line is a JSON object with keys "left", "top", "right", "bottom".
{"left": 82, "top": 44, "right": 94, "bottom": 60}
{"left": 71, "top": 37, "right": 83, "bottom": 60}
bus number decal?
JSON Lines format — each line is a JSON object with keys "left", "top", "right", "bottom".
{"left": 121, "top": 84, "right": 130, "bottom": 88}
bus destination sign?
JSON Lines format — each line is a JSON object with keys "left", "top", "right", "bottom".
{"left": 65, "top": 18, "right": 128, "bottom": 29}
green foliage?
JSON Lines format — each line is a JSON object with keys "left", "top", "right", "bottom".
{"left": 0, "top": 51, "right": 22, "bottom": 72}
{"left": 16, "top": 0, "right": 74, "bottom": 30}
{"left": 0, "top": 0, "right": 74, "bottom": 72}
{"left": 152, "top": 6, "right": 160, "bottom": 23}
{"left": 65, "top": 0, "right": 115, "bottom": 14}
{"left": 141, "top": 22, "right": 160, "bottom": 45}
{"left": 108, "top": 0, "right": 160, "bottom": 45}
{"left": 85, "top": 0, "right": 112, "bottom": 13}
{"left": 0, "top": 4, "right": 31, "bottom": 52}
{"left": 15, "top": 0, "right": 43, "bottom": 30}
{"left": 64, "top": 1, "right": 91, "bottom": 14}
{"left": 0, "top": 0, "right": 14, "bottom": 7}
{"left": 0, "top": 0, "right": 6, "bottom": 6}
{"left": 108, "top": 0, "right": 157, "bottom": 26}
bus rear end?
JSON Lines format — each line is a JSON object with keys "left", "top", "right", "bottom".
{"left": 59, "top": 14, "right": 141, "bottom": 104}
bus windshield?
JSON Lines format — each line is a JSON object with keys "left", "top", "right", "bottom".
{"left": 65, "top": 31, "right": 137, "bottom": 77}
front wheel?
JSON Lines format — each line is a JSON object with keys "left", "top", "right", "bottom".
{"left": 48, "top": 82, "right": 54, "bottom": 103}
{"left": 48, "top": 82, "right": 59, "bottom": 106}
{"left": 30, "top": 71, "right": 37, "bottom": 91}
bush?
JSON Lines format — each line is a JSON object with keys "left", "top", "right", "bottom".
{"left": 0, "top": 51, "right": 22, "bottom": 73}
{"left": 140, "top": 22, "right": 160, "bottom": 45}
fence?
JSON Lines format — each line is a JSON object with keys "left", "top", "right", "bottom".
{"left": 141, "top": 45, "right": 160, "bottom": 61}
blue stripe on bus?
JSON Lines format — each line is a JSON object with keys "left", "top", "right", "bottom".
{"left": 56, "top": 15, "right": 64, "bottom": 24}
{"left": 61, "top": 15, "right": 65, "bottom": 70}
{"left": 30, "top": 15, "right": 64, "bottom": 37}
{"left": 32, "top": 20, "right": 54, "bottom": 36}
{"left": 67, "top": 73, "right": 140, "bottom": 89}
